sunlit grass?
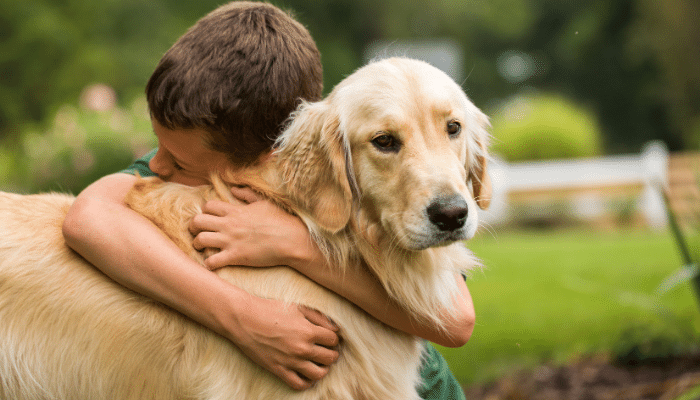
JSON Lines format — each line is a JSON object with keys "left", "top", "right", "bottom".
{"left": 441, "top": 228, "right": 699, "bottom": 385}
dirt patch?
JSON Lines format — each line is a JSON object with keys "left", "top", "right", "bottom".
{"left": 463, "top": 353, "right": 700, "bottom": 400}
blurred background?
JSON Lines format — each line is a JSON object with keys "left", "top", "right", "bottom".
{"left": 2, "top": 0, "right": 700, "bottom": 396}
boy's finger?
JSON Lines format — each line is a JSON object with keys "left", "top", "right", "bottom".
{"left": 192, "top": 231, "right": 226, "bottom": 251}
{"left": 201, "top": 200, "right": 232, "bottom": 217}
{"left": 315, "top": 328, "right": 340, "bottom": 350}
{"left": 230, "top": 185, "right": 261, "bottom": 204}
{"left": 310, "top": 344, "right": 340, "bottom": 366}
{"left": 202, "top": 251, "right": 231, "bottom": 270}
{"left": 278, "top": 368, "right": 313, "bottom": 391}
{"left": 297, "top": 361, "right": 330, "bottom": 382}
{"left": 188, "top": 213, "right": 221, "bottom": 235}
{"left": 299, "top": 306, "right": 339, "bottom": 332}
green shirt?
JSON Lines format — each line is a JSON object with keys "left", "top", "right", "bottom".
{"left": 120, "top": 148, "right": 158, "bottom": 177}
{"left": 123, "top": 150, "right": 466, "bottom": 400}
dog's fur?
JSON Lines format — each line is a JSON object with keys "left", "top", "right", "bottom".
{"left": 0, "top": 58, "right": 491, "bottom": 399}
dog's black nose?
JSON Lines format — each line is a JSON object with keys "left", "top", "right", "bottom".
{"left": 427, "top": 195, "right": 468, "bottom": 232}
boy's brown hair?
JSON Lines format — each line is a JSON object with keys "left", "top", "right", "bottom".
{"left": 146, "top": 1, "right": 323, "bottom": 165}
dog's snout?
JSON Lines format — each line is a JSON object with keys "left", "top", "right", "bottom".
{"left": 427, "top": 195, "right": 468, "bottom": 232}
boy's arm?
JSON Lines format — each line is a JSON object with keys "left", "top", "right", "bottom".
{"left": 62, "top": 173, "right": 340, "bottom": 391}
{"left": 296, "top": 257, "right": 475, "bottom": 348}
{"left": 190, "top": 194, "right": 475, "bottom": 348}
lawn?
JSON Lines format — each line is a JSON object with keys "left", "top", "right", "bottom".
{"left": 439, "top": 228, "right": 700, "bottom": 385}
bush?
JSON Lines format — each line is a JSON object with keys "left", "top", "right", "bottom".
{"left": 0, "top": 97, "right": 156, "bottom": 194}
{"left": 490, "top": 93, "right": 603, "bottom": 162}
{"left": 612, "top": 317, "right": 699, "bottom": 366}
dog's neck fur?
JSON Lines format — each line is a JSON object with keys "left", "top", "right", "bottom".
{"left": 218, "top": 160, "right": 475, "bottom": 328}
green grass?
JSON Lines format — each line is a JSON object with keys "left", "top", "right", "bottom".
{"left": 439, "top": 228, "right": 700, "bottom": 385}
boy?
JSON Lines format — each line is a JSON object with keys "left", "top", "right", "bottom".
{"left": 62, "top": 2, "right": 472, "bottom": 398}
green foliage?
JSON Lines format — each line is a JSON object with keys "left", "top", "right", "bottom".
{"left": 612, "top": 317, "right": 699, "bottom": 365}
{"left": 2, "top": 0, "right": 698, "bottom": 155}
{"left": 490, "top": 93, "right": 603, "bottom": 162}
{"left": 1, "top": 0, "right": 698, "bottom": 187}
{"left": 630, "top": 0, "right": 700, "bottom": 150}
{"left": 0, "top": 0, "right": 184, "bottom": 135}
{"left": 0, "top": 97, "right": 156, "bottom": 194}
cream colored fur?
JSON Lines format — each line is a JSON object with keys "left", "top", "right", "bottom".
{"left": 0, "top": 58, "right": 490, "bottom": 399}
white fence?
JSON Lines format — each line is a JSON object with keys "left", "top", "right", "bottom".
{"left": 480, "top": 141, "right": 670, "bottom": 229}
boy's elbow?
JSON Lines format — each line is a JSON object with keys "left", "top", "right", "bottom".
{"left": 62, "top": 173, "right": 136, "bottom": 248}
{"left": 62, "top": 207, "right": 81, "bottom": 246}
{"left": 438, "top": 273, "right": 476, "bottom": 348}
{"left": 457, "top": 309, "right": 476, "bottom": 346}
{"left": 443, "top": 309, "right": 475, "bottom": 348}
{"left": 62, "top": 198, "right": 92, "bottom": 246}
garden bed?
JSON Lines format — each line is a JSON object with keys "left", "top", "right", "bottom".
{"left": 463, "top": 352, "right": 700, "bottom": 400}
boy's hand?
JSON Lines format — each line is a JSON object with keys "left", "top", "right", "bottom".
{"left": 226, "top": 295, "right": 340, "bottom": 390}
{"left": 189, "top": 188, "right": 322, "bottom": 271}
{"left": 190, "top": 186, "right": 340, "bottom": 389}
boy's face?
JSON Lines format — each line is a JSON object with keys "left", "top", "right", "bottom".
{"left": 150, "top": 119, "right": 232, "bottom": 186}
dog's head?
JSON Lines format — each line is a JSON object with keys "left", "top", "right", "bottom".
{"left": 275, "top": 57, "right": 491, "bottom": 250}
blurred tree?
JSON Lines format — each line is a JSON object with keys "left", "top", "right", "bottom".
{"left": 630, "top": 0, "right": 700, "bottom": 149}
{"left": 1, "top": 0, "right": 698, "bottom": 159}
{"left": 499, "top": 0, "right": 683, "bottom": 153}
{"left": 282, "top": 0, "right": 690, "bottom": 154}
{"left": 278, "top": 0, "right": 380, "bottom": 92}
{"left": 0, "top": 0, "right": 184, "bottom": 139}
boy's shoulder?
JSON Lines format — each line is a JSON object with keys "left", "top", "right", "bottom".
{"left": 120, "top": 149, "right": 158, "bottom": 177}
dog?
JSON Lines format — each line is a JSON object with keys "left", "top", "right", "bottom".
{"left": 0, "top": 57, "right": 491, "bottom": 399}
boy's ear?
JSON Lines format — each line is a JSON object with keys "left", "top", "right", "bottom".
{"left": 274, "top": 101, "right": 356, "bottom": 233}
{"left": 468, "top": 108, "right": 492, "bottom": 210}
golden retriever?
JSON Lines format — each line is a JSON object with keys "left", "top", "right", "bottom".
{"left": 0, "top": 57, "right": 491, "bottom": 400}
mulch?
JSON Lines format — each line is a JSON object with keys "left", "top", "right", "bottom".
{"left": 463, "top": 353, "right": 700, "bottom": 400}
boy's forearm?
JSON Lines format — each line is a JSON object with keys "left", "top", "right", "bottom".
{"left": 63, "top": 175, "right": 342, "bottom": 390}
{"left": 290, "top": 254, "right": 475, "bottom": 347}
{"left": 62, "top": 176, "right": 246, "bottom": 338}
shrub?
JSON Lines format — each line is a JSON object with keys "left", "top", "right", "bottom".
{"left": 0, "top": 97, "right": 156, "bottom": 194}
{"left": 490, "top": 93, "right": 603, "bottom": 162}
{"left": 612, "top": 317, "right": 699, "bottom": 366}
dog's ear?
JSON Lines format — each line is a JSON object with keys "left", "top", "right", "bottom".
{"left": 468, "top": 108, "right": 492, "bottom": 210}
{"left": 274, "top": 101, "right": 356, "bottom": 233}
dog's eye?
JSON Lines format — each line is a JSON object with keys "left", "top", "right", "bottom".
{"left": 372, "top": 134, "right": 400, "bottom": 152}
{"left": 447, "top": 121, "right": 461, "bottom": 137}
